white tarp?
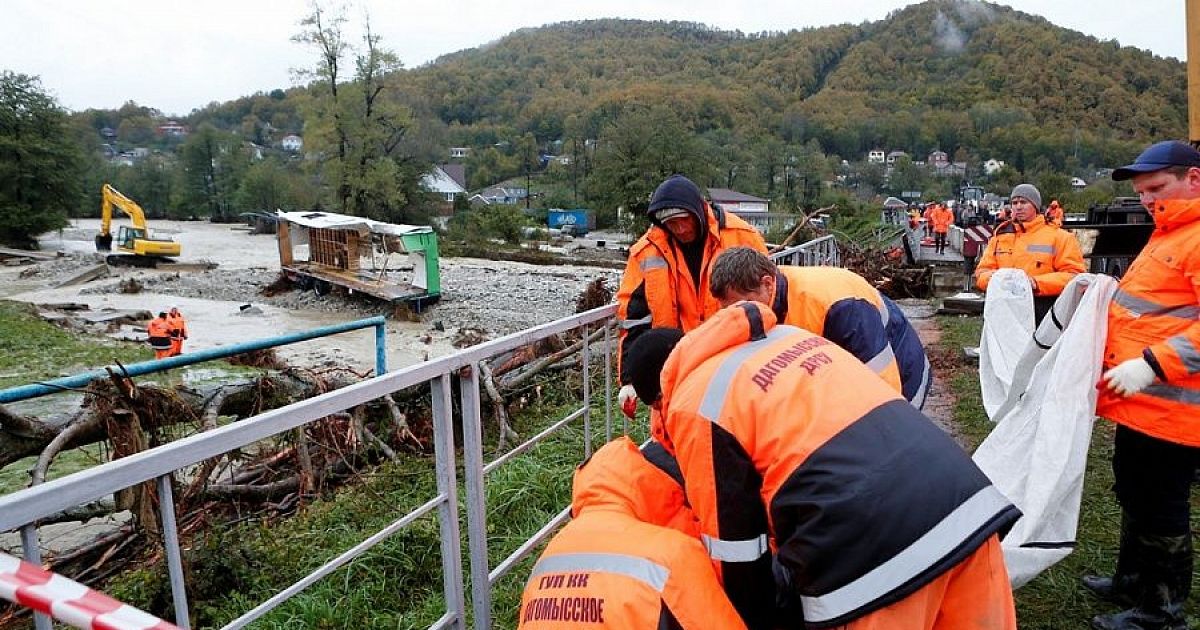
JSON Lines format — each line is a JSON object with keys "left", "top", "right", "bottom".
{"left": 979, "top": 268, "right": 1035, "bottom": 417}
{"left": 275, "top": 210, "right": 432, "bottom": 237}
{"left": 972, "top": 274, "right": 1117, "bottom": 588}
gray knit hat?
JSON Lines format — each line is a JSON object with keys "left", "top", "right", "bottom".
{"left": 1010, "top": 184, "right": 1043, "bottom": 212}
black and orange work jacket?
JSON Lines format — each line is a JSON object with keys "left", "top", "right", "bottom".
{"left": 656, "top": 303, "right": 1019, "bottom": 629}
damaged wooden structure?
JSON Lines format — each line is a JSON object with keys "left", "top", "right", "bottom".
{"left": 275, "top": 211, "right": 441, "bottom": 307}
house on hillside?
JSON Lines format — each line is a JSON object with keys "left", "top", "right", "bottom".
{"left": 281, "top": 134, "right": 303, "bottom": 152}
{"left": 867, "top": 149, "right": 886, "bottom": 164}
{"left": 886, "top": 150, "right": 909, "bottom": 165}
{"left": 421, "top": 165, "right": 468, "bottom": 202}
{"left": 708, "top": 188, "right": 769, "bottom": 213}
{"left": 928, "top": 151, "right": 949, "bottom": 167}
{"left": 449, "top": 147, "right": 470, "bottom": 159}
{"left": 1071, "top": 177, "right": 1087, "bottom": 190}
{"left": 471, "top": 186, "right": 527, "bottom": 205}
{"left": 157, "top": 120, "right": 188, "bottom": 137}
{"left": 983, "top": 158, "right": 1006, "bottom": 175}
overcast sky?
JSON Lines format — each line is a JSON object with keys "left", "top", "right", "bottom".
{"left": 1, "top": 0, "right": 1187, "bottom": 116}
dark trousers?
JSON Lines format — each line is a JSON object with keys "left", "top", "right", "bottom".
{"left": 933, "top": 232, "right": 947, "bottom": 253}
{"left": 1113, "top": 424, "right": 1200, "bottom": 536}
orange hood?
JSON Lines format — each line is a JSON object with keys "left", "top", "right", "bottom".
{"left": 659, "top": 301, "right": 778, "bottom": 419}
{"left": 571, "top": 437, "right": 688, "bottom": 527}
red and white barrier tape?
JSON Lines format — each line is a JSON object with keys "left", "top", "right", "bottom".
{"left": 0, "top": 551, "right": 179, "bottom": 630}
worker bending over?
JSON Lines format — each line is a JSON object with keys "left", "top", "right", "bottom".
{"left": 627, "top": 304, "right": 1018, "bottom": 629}
{"left": 518, "top": 437, "right": 745, "bottom": 629}
{"left": 147, "top": 312, "right": 173, "bottom": 360}
{"left": 615, "top": 173, "right": 766, "bottom": 418}
{"left": 975, "top": 183, "right": 1086, "bottom": 322}
{"left": 166, "top": 306, "right": 188, "bottom": 356}
{"left": 709, "top": 247, "right": 931, "bottom": 408}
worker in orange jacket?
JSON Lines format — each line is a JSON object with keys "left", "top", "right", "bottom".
{"left": 146, "top": 312, "right": 173, "bottom": 360}
{"left": 1045, "top": 199, "right": 1064, "bottom": 226}
{"left": 930, "top": 203, "right": 955, "bottom": 254}
{"left": 166, "top": 306, "right": 188, "bottom": 357}
{"left": 709, "top": 246, "right": 932, "bottom": 408}
{"left": 615, "top": 174, "right": 766, "bottom": 419}
{"left": 975, "top": 183, "right": 1086, "bottom": 323}
{"left": 625, "top": 304, "right": 1019, "bottom": 630}
{"left": 1085, "top": 141, "right": 1200, "bottom": 630}
{"left": 921, "top": 204, "right": 934, "bottom": 237}
{"left": 518, "top": 437, "right": 745, "bottom": 629}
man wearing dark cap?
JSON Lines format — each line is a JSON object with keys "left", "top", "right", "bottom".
{"left": 974, "top": 182, "right": 1086, "bottom": 322}
{"left": 615, "top": 174, "right": 767, "bottom": 419}
{"left": 1085, "top": 140, "right": 1200, "bottom": 630}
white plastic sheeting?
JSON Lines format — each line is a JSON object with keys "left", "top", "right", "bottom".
{"left": 979, "top": 268, "right": 1035, "bottom": 417}
{"left": 972, "top": 274, "right": 1117, "bottom": 588}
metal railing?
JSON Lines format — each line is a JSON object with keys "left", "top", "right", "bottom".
{"left": 770, "top": 234, "right": 841, "bottom": 267}
{"left": 0, "top": 306, "right": 618, "bottom": 630}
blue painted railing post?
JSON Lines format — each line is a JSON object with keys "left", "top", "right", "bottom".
{"left": 375, "top": 321, "right": 388, "bottom": 376}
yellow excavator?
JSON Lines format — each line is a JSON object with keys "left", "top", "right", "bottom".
{"left": 94, "top": 184, "right": 181, "bottom": 265}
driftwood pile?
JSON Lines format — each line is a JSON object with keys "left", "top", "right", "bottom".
{"left": 0, "top": 287, "right": 614, "bottom": 609}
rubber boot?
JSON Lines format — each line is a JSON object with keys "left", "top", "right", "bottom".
{"left": 1091, "top": 532, "right": 1192, "bottom": 630}
{"left": 1082, "top": 513, "right": 1142, "bottom": 607}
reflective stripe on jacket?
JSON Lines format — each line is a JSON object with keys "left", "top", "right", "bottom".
{"left": 771, "top": 266, "right": 931, "bottom": 406}
{"left": 615, "top": 203, "right": 766, "bottom": 381}
{"left": 657, "top": 302, "right": 1018, "bottom": 629}
{"left": 1097, "top": 198, "right": 1200, "bottom": 446}
{"left": 519, "top": 437, "right": 745, "bottom": 630}
{"left": 974, "top": 215, "right": 1085, "bottom": 296}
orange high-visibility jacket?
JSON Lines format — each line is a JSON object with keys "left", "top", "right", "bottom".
{"left": 518, "top": 437, "right": 745, "bottom": 630}
{"left": 616, "top": 202, "right": 766, "bottom": 381}
{"left": 930, "top": 206, "right": 955, "bottom": 234}
{"left": 974, "top": 215, "right": 1085, "bottom": 296}
{"left": 656, "top": 302, "right": 1018, "bottom": 629}
{"left": 771, "top": 265, "right": 934, "bottom": 405}
{"left": 1045, "top": 201, "right": 1063, "bottom": 227}
{"left": 146, "top": 317, "right": 173, "bottom": 349}
{"left": 1097, "top": 198, "right": 1200, "bottom": 446}
{"left": 167, "top": 312, "right": 187, "bottom": 339}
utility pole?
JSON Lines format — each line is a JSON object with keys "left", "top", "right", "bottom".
{"left": 1188, "top": 0, "right": 1199, "bottom": 146}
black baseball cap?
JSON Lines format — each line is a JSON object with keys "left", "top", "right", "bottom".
{"left": 1112, "top": 141, "right": 1200, "bottom": 181}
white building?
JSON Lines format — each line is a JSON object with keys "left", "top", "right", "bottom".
{"left": 867, "top": 149, "right": 886, "bottom": 164}
{"left": 421, "top": 165, "right": 467, "bottom": 202}
{"left": 983, "top": 159, "right": 1006, "bottom": 175}
{"left": 281, "top": 134, "right": 303, "bottom": 152}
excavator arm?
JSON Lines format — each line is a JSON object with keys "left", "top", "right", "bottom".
{"left": 99, "top": 184, "right": 149, "bottom": 235}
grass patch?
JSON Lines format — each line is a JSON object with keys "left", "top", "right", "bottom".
{"left": 0, "top": 300, "right": 152, "bottom": 388}
{"left": 105, "top": 371, "right": 643, "bottom": 629}
{"left": 934, "top": 315, "right": 1199, "bottom": 628}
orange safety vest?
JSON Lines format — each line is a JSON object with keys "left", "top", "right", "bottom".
{"left": 146, "top": 317, "right": 173, "bottom": 349}
{"left": 615, "top": 202, "right": 766, "bottom": 379}
{"left": 167, "top": 312, "right": 187, "bottom": 338}
{"left": 519, "top": 437, "right": 745, "bottom": 630}
{"left": 1097, "top": 198, "right": 1200, "bottom": 446}
{"left": 974, "top": 215, "right": 1086, "bottom": 296}
{"left": 656, "top": 302, "right": 1018, "bottom": 628}
{"left": 771, "top": 266, "right": 903, "bottom": 395}
{"left": 931, "top": 207, "right": 954, "bottom": 234}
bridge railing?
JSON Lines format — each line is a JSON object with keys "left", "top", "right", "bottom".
{"left": 0, "top": 306, "right": 619, "bottom": 630}
{"left": 770, "top": 234, "right": 841, "bottom": 267}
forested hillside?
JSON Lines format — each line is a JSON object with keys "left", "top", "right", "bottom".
{"left": 18, "top": 0, "right": 1185, "bottom": 241}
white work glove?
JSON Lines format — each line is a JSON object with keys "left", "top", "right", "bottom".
{"left": 618, "top": 384, "right": 638, "bottom": 419}
{"left": 1103, "top": 358, "right": 1157, "bottom": 397}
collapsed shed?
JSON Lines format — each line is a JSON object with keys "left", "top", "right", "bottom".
{"left": 275, "top": 211, "right": 441, "bottom": 307}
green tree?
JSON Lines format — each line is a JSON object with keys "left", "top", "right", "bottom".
{"left": 0, "top": 72, "right": 80, "bottom": 247}
{"left": 178, "top": 124, "right": 246, "bottom": 221}
{"left": 585, "top": 106, "right": 712, "bottom": 225}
